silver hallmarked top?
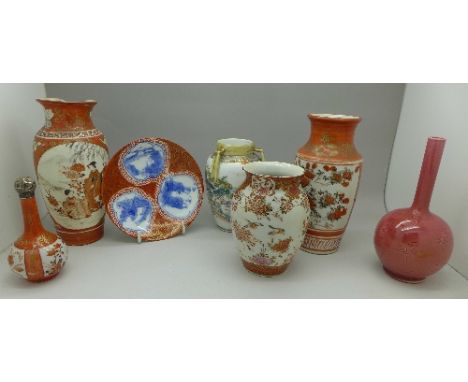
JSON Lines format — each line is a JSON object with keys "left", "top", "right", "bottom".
{"left": 14, "top": 176, "right": 36, "bottom": 198}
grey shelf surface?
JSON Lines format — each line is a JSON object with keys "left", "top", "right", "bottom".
{"left": 1, "top": 196, "right": 467, "bottom": 298}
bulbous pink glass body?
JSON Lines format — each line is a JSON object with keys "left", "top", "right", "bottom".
{"left": 374, "top": 208, "right": 453, "bottom": 283}
{"left": 374, "top": 137, "right": 453, "bottom": 283}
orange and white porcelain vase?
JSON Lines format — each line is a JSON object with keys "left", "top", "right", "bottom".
{"left": 296, "top": 113, "right": 363, "bottom": 254}
{"left": 8, "top": 177, "right": 68, "bottom": 282}
{"left": 231, "top": 161, "right": 310, "bottom": 276}
{"left": 33, "top": 98, "right": 109, "bottom": 245}
{"left": 205, "top": 138, "right": 264, "bottom": 231}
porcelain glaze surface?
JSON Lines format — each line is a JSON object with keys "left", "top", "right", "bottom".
{"left": 158, "top": 174, "right": 200, "bottom": 220}
{"left": 103, "top": 137, "right": 204, "bottom": 241}
{"left": 120, "top": 141, "right": 167, "bottom": 184}
{"left": 231, "top": 162, "right": 309, "bottom": 276}
{"left": 109, "top": 188, "right": 155, "bottom": 235}
{"left": 9, "top": 238, "right": 68, "bottom": 281}
{"left": 8, "top": 177, "right": 68, "bottom": 282}
{"left": 37, "top": 142, "right": 108, "bottom": 230}
{"left": 205, "top": 138, "right": 263, "bottom": 231}
{"left": 34, "top": 98, "right": 109, "bottom": 245}
{"left": 296, "top": 113, "right": 362, "bottom": 254}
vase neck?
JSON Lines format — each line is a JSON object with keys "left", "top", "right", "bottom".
{"left": 20, "top": 197, "right": 45, "bottom": 236}
{"left": 411, "top": 137, "right": 446, "bottom": 212}
{"left": 37, "top": 98, "right": 96, "bottom": 131}
{"left": 243, "top": 161, "right": 304, "bottom": 190}
{"left": 247, "top": 173, "right": 302, "bottom": 188}
{"left": 309, "top": 120, "right": 357, "bottom": 145}
{"left": 216, "top": 138, "right": 255, "bottom": 156}
{"left": 298, "top": 114, "right": 362, "bottom": 161}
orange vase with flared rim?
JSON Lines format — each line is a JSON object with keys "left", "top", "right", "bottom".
{"left": 296, "top": 113, "right": 363, "bottom": 254}
{"left": 33, "top": 98, "right": 109, "bottom": 245}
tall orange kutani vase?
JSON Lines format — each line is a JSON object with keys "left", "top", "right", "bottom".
{"left": 33, "top": 98, "right": 109, "bottom": 245}
{"left": 296, "top": 113, "right": 363, "bottom": 254}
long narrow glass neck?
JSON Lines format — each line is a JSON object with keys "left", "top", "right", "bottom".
{"left": 412, "top": 137, "right": 446, "bottom": 211}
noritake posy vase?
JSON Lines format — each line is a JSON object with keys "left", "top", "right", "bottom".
{"left": 8, "top": 177, "right": 67, "bottom": 282}
{"left": 374, "top": 137, "right": 453, "bottom": 283}
{"left": 296, "top": 113, "right": 363, "bottom": 254}
{"left": 33, "top": 98, "right": 109, "bottom": 245}
{"left": 205, "top": 138, "right": 264, "bottom": 231}
{"left": 231, "top": 161, "right": 310, "bottom": 276}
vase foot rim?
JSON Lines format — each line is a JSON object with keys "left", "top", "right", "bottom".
{"left": 383, "top": 267, "right": 426, "bottom": 284}
{"left": 27, "top": 273, "right": 59, "bottom": 283}
{"left": 301, "top": 246, "right": 338, "bottom": 255}
{"left": 56, "top": 224, "right": 104, "bottom": 246}
{"left": 301, "top": 234, "right": 342, "bottom": 254}
{"left": 242, "top": 259, "right": 289, "bottom": 276}
{"left": 216, "top": 225, "right": 232, "bottom": 233}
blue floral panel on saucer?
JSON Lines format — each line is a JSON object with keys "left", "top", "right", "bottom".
{"left": 121, "top": 141, "right": 167, "bottom": 184}
{"left": 158, "top": 174, "right": 200, "bottom": 220}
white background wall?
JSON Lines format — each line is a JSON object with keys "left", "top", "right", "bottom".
{"left": 0, "top": 84, "right": 46, "bottom": 251}
{"left": 45, "top": 84, "right": 405, "bottom": 200}
{"left": 386, "top": 84, "right": 468, "bottom": 278}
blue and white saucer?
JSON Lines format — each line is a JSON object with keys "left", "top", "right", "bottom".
{"left": 102, "top": 137, "right": 204, "bottom": 241}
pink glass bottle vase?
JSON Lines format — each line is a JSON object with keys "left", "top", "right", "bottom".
{"left": 374, "top": 137, "right": 453, "bottom": 283}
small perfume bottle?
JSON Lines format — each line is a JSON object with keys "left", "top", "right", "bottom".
{"left": 7, "top": 177, "right": 68, "bottom": 282}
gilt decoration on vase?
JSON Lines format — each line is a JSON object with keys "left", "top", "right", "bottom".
{"left": 33, "top": 98, "right": 109, "bottom": 246}
{"left": 231, "top": 161, "right": 310, "bottom": 276}
{"left": 296, "top": 113, "right": 363, "bottom": 254}
{"left": 205, "top": 138, "right": 264, "bottom": 231}
{"left": 8, "top": 177, "right": 68, "bottom": 282}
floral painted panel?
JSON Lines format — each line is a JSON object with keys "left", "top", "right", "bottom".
{"left": 37, "top": 142, "right": 108, "bottom": 230}
{"left": 231, "top": 176, "right": 309, "bottom": 269}
{"left": 7, "top": 246, "right": 27, "bottom": 278}
{"left": 205, "top": 152, "right": 260, "bottom": 230}
{"left": 39, "top": 239, "right": 68, "bottom": 278}
{"left": 119, "top": 141, "right": 167, "bottom": 185}
{"left": 205, "top": 175, "right": 234, "bottom": 227}
{"left": 297, "top": 158, "right": 362, "bottom": 231}
{"left": 110, "top": 188, "right": 155, "bottom": 235}
{"left": 157, "top": 173, "right": 200, "bottom": 221}
{"left": 8, "top": 238, "right": 67, "bottom": 280}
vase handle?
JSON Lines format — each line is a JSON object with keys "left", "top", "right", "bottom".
{"left": 210, "top": 148, "right": 224, "bottom": 182}
{"left": 254, "top": 147, "right": 265, "bottom": 161}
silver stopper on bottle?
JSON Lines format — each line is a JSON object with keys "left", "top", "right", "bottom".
{"left": 14, "top": 176, "right": 36, "bottom": 198}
